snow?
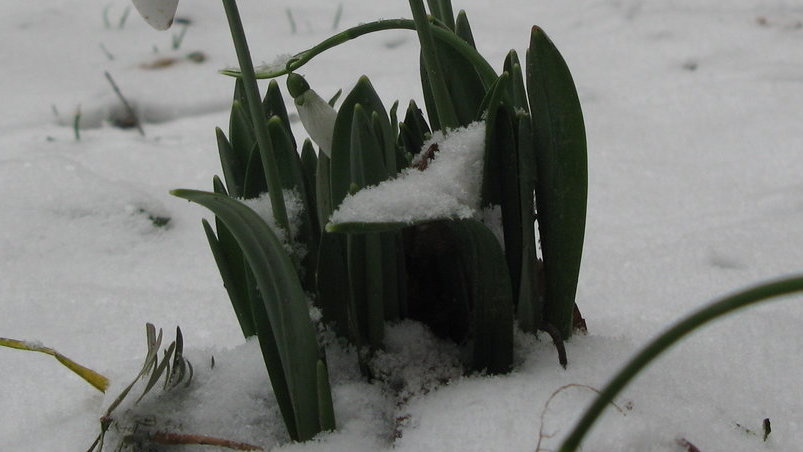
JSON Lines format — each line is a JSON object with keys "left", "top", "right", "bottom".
{"left": 2, "top": 0, "right": 803, "bottom": 451}
{"left": 241, "top": 189, "right": 307, "bottom": 259}
{"left": 330, "top": 122, "right": 486, "bottom": 225}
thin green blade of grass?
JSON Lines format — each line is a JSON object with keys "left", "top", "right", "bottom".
{"left": 559, "top": 275, "right": 803, "bottom": 452}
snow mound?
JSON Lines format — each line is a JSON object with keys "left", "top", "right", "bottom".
{"left": 329, "top": 122, "right": 486, "bottom": 225}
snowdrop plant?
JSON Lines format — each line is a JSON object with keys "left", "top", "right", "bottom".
{"left": 135, "top": 0, "right": 588, "bottom": 443}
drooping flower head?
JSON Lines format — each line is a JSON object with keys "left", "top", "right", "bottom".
{"left": 131, "top": 0, "right": 179, "bottom": 30}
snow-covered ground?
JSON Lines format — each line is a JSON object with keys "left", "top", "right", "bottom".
{"left": 2, "top": 0, "right": 802, "bottom": 450}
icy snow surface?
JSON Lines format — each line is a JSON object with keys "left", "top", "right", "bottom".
{"left": 2, "top": 1, "right": 803, "bottom": 451}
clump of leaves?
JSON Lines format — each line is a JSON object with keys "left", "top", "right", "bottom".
{"left": 88, "top": 324, "right": 194, "bottom": 452}
{"left": 136, "top": 0, "right": 587, "bottom": 442}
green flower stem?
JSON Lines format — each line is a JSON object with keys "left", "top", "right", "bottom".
{"left": 220, "top": 19, "right": 497, "bottom": 89}
{"left": 408, "top": 0, "right": 459, "bottom": 130}
{"left": 558, "top": 274, "right": 803, "bottom": 452}
{"left": 221, "top": 0, "right": 290, "bottom": 233}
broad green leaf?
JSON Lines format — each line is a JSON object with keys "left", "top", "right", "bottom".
{"left": 316, "top": 232, "right": 355, "bottom": 341}
{"left": 454, "top": 10, "right": 476, "bottom": 48}
{"left": 514, "top": 114, "right": 542, "bottom": 333}
{"left": 316, "top": 360, "right": 336, "bottom": 431}
{"left": 171, "top": 189, "right": 333, "bottom": 441}
{"left": 267, "top": 116, "right": 320, "bottom": 290}
{"left": 444, "top": 220, "right": 514, "bottom": 374}
{"left": 229, "top": 100, "right": 255, "bottom": 170}
{"left": 329, "top": 76, "right": 391, "bottom": 209}
{"left": 347, "top": 105, "right": 387, "bottom": 350}
{"left": 404, "top": 220, "right": 513, "bottom": 374}
{"left": 527, "top": 26, "right": 588, "bottom": 339}
{"left": 482, "top": 89, "right": 524, "bottom": 315}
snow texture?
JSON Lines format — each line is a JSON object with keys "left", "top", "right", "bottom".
{"left": 241, "top": 189, "right": 307, "bottom": 260}
{"left": 330, "top": 122, "right": 486, "bottom": 225}
{"left": 2, "top": 1, "right": 803, "bottom": 451}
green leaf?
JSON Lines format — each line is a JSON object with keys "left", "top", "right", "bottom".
{"left": 229, "top": 100, "right": 256, "bottom": 170}
{"left": 410, "top": 0, "right": 460, "bottom": 129}
{"left": 514, "top": 114, "right": 542, "bottom": 333}
{"left": 267, "top": 116, "right": 320, "bottom": 289}
{"left": 316, "top": 360, "right": 336, "bottom": 431}
{"left": 399, "top": 100, "right": 431, "bottom": 158}
{"left": 202, "top": 219, "right": 255, "bottom": 337}
{"left": 241, "top": 142, "right": 267, "bottom": 199}
{"left": 454, "top": 10, "right": 476, "bottom": 48}
{"left": 559, "top": 274, "right": 803, "bottom": 452}
{"left": 406, "top": 220, "right": 513, "bottom": 373}
{"left": 316, "top": 151, "right": 333, "bottom": 230}
{"left": 316, "top": 232, "right": 355, "bottom": 341}
{"left": 347, "top": 105, "right": 388, "bottom": 350}
{"left": 527, "top": 26, "right": 588, "bottom": 339}
{"left": 172, "top": 189, "right": 333, "bottom": 441}
{"left": 482, "top": 85, "right": 524, "bottom": 317}
{"left": 447, "top": 220, "right": 514, "bottom": 374}
{"left": 263, "top": 79, "right": 296, "bottom": 146}
{"left": 215, "top": 128, "right": 244, "bottom": 198}
{"left": 301, "top": 138, "right": 318, "bottom": 210}
{"left": 329, "top": 76, "right": 391, "bottom": 209}
{"left": 503, "top": 50, "right": 529, "bottom": 114}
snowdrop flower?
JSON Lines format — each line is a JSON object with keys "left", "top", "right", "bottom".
{"left": 131, "top": 0, "right": 179, "bottom": 30}
{"left": 286, "top": 73, "right": 337, "bottom": 157}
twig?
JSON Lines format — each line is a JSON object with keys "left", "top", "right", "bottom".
{"left": 103, "top": 71, "right": 145, "bottom": 136}
{"left": 676, "top": 437, "right": 701, "bottom": 452}
{"left": 134, "top": 431, "right": 263, "bottom": 450}
{"left": 535, "top": 384, "right": 628, "bottom": 452}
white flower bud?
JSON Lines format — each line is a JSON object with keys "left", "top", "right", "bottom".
{"left": 132, "top": 0, "right": 179, "bottom": 30}
{"left": 287, "top": 73, "right": 337, "bottom": 157}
